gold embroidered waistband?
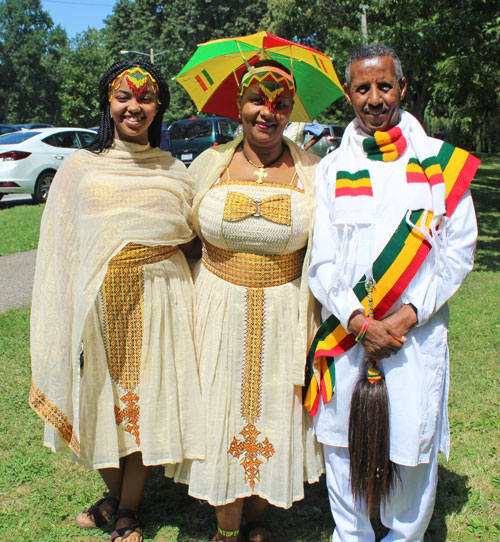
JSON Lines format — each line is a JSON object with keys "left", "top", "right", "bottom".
{"left": 108, "top": 243, "right": 178, "bottom": 268}
{"left": 202, "top": 241, "right": 305, "bottom": 287}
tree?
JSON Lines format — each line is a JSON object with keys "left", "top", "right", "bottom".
{"left": 0, "top": 0, "right": 67, "bottom": 123}
{"left": 58, "top": 28, "right": 110, "bottom": 127}
{"left": 268, "top": 0, "right": 500, "bottom": 150}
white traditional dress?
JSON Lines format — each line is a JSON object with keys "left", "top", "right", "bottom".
{"left": 307, "top": 111, "right": 478, "bottom": 541}
{"left": 170, "top": 136, "right": 324, "bottom": 508}
{"left": 30, "top": 141, "right": 204, "bottom": 469}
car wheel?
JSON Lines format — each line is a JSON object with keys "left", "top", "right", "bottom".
{"left": 32, "top": 170, "right": 55, "bottom": 203}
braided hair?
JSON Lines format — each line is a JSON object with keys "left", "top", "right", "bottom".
{"left": 86, "top": 59, "right": 170, "bottom": 153}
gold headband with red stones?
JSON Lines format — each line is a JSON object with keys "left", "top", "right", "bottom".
{"left": 239, "top": 66, "right": 295, "bottom": 113}
{"left": 108, "top": 67, "right": 160, "bottom": 103}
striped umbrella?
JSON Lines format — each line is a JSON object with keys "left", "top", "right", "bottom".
{"left": 175, "top": 31, "right": 344, "bottom": 122}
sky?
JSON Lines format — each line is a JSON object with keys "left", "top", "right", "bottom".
{"left": 42, "top": 0, "right": 116, "bottom": 38}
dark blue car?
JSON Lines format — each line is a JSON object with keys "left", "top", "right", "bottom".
{"left": 0, "top": 124, "right": 19, "bottom": 135}
{"left": 168, "top": 117, "right": 240, "bottom": 165}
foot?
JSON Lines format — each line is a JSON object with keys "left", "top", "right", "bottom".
{"left": 241, "top": 521, "right": 272, "bottom": 542}
{"left": 212, "top": 534, "right": 238, "bottom": 541}
{"left": 111, "top": 509, "right": 143, "bottom": 542}
{"left": 212, "top": 526, "right": 240, "bottom": 541}
{"left": 76, "top": 494, "right": 120, "bottom": 528}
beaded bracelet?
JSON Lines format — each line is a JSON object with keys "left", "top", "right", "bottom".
{"left": 355, "top": 316, "right": 371, "bottom": 342}
{"left": 218, "top": 526, "right": 240, "bottom": 538}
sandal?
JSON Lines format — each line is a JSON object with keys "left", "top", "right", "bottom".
{"left": 76, "top": 493, "right": 120, "bottom": 528}
{"left": 241, "top": 521, "right": 273, "bottom": 542}
{"left": 110, "top": 509, "right": 143, "bottom": 542}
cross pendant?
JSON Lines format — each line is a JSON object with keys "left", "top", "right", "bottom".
{"left": 254, "top": 168, "right": 268, "bottom": 184}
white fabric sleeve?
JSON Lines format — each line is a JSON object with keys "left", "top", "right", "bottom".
{"left": 401, "top": 189, "right": 477, "bottom": 326}
{"left": 307, "top": 157, "right": 364, "bottom": 330}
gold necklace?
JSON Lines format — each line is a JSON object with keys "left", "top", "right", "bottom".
{"left": 242, "top": 144, "right": 285, "bottom": 183}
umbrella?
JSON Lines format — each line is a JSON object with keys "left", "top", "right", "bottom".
{"left": 175, "top": 31, "right": 344, "bottom": 122}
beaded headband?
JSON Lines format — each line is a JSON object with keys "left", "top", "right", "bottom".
{"left": 108, "top": 67, "right": 160, "bottom": 103}
{"left": 239, "top": 66, "right": 295, "bottom": 114}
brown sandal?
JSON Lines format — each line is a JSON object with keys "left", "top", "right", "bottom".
{"left": 110, "top": 509, "right": 143, "bottom": 542}
{"left": 76, "top": 493, "right": 120, "bottom": 528}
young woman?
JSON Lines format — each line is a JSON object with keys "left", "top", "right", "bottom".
{"left": 30, "top": 60, "right": 204, "bottom": 542}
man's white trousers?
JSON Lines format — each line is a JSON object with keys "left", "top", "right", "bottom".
{"left": 323, "top": 444, "right": 439, "bottom": 542}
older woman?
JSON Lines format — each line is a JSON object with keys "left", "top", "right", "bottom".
{"left": 30, "top": 60, "right": 204, "bottom": 542}
{"left": 178, "top": 59, "right": 324, "bottom": 541}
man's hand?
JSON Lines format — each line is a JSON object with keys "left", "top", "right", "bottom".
{"left": 349, "top": 311, "right": 408, "bottom": 361}
{"left": 383, "top": 304, "right": 418, "bottom": 338}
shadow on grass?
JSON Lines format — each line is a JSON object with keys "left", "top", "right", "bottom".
{"left": 0, "top": 197, "right": 38, "bottom": 210}
{"left": 137, "top": 468, "right": 332, "bottom": 541}
{"left": 132, "top": 463, "right": 468, "bottom": 541}
{"left": 426, "top": 465, "right": 470, "bottom": 542}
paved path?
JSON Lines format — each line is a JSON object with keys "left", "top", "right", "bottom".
{"left": 0, "top": 249, "right": 36, "bottom": 313}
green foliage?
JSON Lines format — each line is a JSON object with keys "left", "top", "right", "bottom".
{"left": 0, "top": 0, "right": 68, "bottom": 123}
{"left": 0, "top": 0, "right": 498, "bottom": 149}
{"left": 58, "top": 29, "right": 110, "bottom": 127}
{"left": 268, "top": 0, "right": 500, "bottom": 151}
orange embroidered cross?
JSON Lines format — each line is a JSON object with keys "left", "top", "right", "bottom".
{"left": 115, "top": 391, "right": 140, "bottom": 445}
{"left": 228, "top": 423, "right": 275, "bottom": 489}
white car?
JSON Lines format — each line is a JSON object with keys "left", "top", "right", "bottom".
{"left": 0, "top": 127, "right": 96, "bottom": 203}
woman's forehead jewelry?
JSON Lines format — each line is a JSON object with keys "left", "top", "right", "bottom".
{"left": 239, "top": 67, "right": 294, "bottom": 114}
{"left": 108, "top": 67, "right": 161, "bottom": 103}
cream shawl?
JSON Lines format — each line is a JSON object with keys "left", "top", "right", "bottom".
{"left": 30, "top": 141, "right": 195, "bottom": 454}
{"left": 189, "top": 135, "right": 320, "bottom": 386}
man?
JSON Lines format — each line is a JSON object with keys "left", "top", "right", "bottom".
{"left": 306, "top": 43, "right": 479, "bottom": 541}
{"left": 284, "top": 119, "right": 326, "bottom": 150}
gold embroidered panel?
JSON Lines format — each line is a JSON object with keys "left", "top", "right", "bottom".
{"left": 203, "top": 241, "right": 304, "bottom": 288}
{"left": 228, "top": 287, "right": 275, "bottom": 489}
{"left": 100, "top": 266, "right": 144, "bottom": 390}
{"left": 29, "top": 381, "right": 80, "bottom": 455}
{"left": 223, "top": 192, "right": 292, "bottom": 226}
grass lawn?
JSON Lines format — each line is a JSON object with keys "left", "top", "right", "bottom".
{"left": 0, "top": 202, "right": 44, "bottom": 256}
{"left": 0, "top": 154, "right": 499, "bottom": 540}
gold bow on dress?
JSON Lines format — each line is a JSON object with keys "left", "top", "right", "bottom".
{"left": 222, "top": 191, "right": 291, "bottom": 226}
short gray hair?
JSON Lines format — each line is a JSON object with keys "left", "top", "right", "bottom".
{"left": 345, "top": 43, "right": 403, "bottom": 84}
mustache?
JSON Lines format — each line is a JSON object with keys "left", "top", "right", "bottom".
{"left": 362, "top": 105, "right": 389, "bottom": 114}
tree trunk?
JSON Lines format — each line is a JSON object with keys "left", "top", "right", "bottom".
{"left": 405, "top": 75, "right": 428, "bottom": 124}
{"left": 2, "top": 87, "right": 10, "bottom": 124}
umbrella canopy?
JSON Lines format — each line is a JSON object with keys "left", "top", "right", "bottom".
{"left": 175, "top": 31, "right": 344, "bottom": 122}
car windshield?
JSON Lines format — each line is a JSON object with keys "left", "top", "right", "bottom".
{"left": 170, "top": 120, "right": 212, "bottom": 140}
{"left": 0, "top": 131, "right": 40, "bottom": 144}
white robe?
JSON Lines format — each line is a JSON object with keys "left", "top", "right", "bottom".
{"left": 307, "top": 137, "right": 477, "bottom": 466}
